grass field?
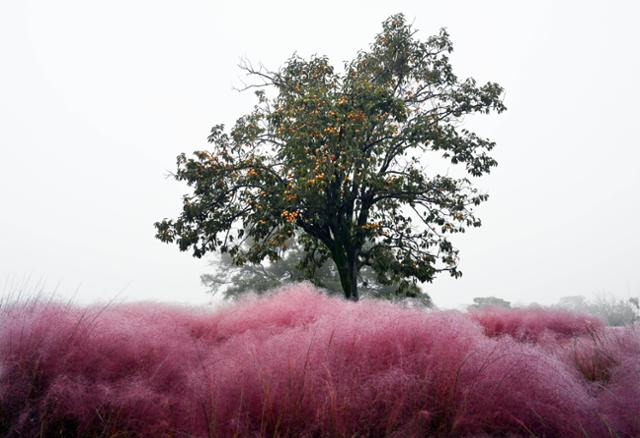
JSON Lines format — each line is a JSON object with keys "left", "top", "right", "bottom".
{"left": 1, "top": 283, "right": 638, "bottom": 437}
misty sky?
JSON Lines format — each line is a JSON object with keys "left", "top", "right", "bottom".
{"left": 1, "top": 1, "right": 638, "bottom": 309}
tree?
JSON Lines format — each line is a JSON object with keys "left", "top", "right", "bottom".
{"left": 155, "top": 14, "right": 506, "bottom": 301}
{"left": 201, "top": 232, "right": 432, "bottom": 306}
{"left": 468, "top": 296, "right": 511, "bottom": 310}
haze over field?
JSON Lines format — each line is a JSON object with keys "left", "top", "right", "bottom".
{"left": 1, "top": 1, "right": 639, "bottom": 308}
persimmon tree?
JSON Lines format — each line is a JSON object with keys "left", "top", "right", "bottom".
{"left": 155, "top": 14, "right": 505, "bottom": 301}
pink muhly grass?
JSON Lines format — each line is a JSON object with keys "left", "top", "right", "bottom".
{"left": 469, "top": 306, "right": 604, "bottom": 342}
{"left": 0, "top": 283, "right": 638, "bottom": 437}
{"left": 588, "top": 326, "right": 640, "bottom": 436}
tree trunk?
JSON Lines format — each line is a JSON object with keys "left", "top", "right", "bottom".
{"left": 333, "top": 246, "right": 359, "bottom": 301}
{"left": 348, "top": 257, "right": 359, "bottom": 301}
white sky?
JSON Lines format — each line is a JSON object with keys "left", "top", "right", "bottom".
{"left": 1, "top": 1, "right": 638, "bottom": 309}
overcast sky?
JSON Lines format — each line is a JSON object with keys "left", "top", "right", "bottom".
{"left": 1, "top": 1, "right": 638, "bottom": 309}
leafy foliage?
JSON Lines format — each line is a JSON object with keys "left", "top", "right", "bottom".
{"left": 155, "top": 14, "right": 505, "bottom": 300}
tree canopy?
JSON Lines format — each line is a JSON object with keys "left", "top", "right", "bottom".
{"left": 155, "top": 14, "right": 506, "bottom": 301}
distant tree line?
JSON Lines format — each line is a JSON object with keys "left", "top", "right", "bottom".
{"left": 553, "top": 295, "right": 639, "bottom": 327}
{"left": 468, "top": 294, "right": 639, "bottom": 326}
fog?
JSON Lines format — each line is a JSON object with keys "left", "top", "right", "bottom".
{"left": 1, "top": 0, "right": 638, "bottom": 309}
